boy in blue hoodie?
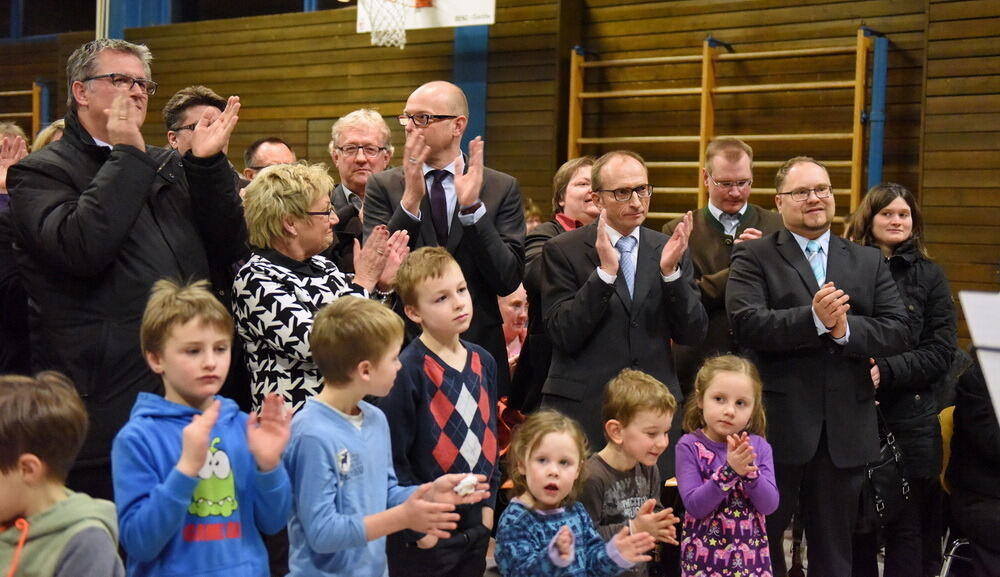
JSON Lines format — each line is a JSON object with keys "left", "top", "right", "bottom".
{"left": 111, "top": 279, "right": 292, "bottom": 577}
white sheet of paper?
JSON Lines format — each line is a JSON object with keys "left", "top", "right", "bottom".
{"left": 958, "top": 291, "right": 1000, "bottom": 411}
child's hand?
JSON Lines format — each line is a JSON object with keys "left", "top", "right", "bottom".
{"left": 612, "top": 526, "right": 655, "bottom": 564}
{"left": 403, "top": 483, "right": 460, "bottom": 538}
{"left": 178, "top": 399, "right": 220, "bottom": 477}
{"left": 427, "top": 473, "right": 491, "bottom": 505}
{"left": 726, "top": 432, "right": 758, "bottom": 477}
{"left": 415, "top": 534, "right": 439, "bottom": 549}
{"left": 554, "top": 525, "right": 573, "bottom": 561}
{"left": 246, "top": 393, "right": 291, "bottom": 472}
{"left": 631, "top": 499, "right": 680, "bottom": 545}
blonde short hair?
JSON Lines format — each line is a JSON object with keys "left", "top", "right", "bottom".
{"left": 394, "top": 247, "right": 460, "bottom": 308}
{"left": 506, "top": 410, "right": 589, "bottom": 506}
{"left": 683, "top": 355, "right": 767, "bottom": 436}
{"left": 311, "top": 297, "right": 404, "bottom": 386}
{"left": 33, "top": 119, "right": 65, "bottom": 152}
{"left": 602, "top": 369, "right": 677, "bottom": 434}
{"left": 242, "top": 162, "right": 334, "bottom": 249}
{"left": 140, "top": 279, "right": 233, "bottom": 355}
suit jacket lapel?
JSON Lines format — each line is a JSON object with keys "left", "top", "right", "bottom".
{"left": 583, "top": 225, "right": 631, "bottom": 309}
{"left": 630, "top": 227, "right": 661, "bottom": 319}
{"left": 776, "top": 229, "right": 821, "bottom": 294}
{"left": 825, "top": 235, "right": 851, "bottom": 288}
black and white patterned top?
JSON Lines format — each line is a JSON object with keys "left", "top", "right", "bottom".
{"left": 233, "top": 248, "right": 371, "bottom": 413}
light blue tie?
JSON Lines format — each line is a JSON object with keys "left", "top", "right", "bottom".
{"left": 805, "top": 240, "right": 825, "bottom": 284}
{"left": 719, "top": 212, "right": 740, "bottom": 236}
{"left": 616, "top": 235, "right": 637, "bottom": 297}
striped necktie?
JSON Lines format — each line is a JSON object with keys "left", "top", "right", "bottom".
{"left": 805, "top": 240, "right": 825, "bottom": 284}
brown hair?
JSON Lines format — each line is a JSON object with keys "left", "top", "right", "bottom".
{"left": 394, "top": 247, "right": 461, "bottom": 308}
{"left": 591, "top": 150, "right": 646, "bottom": 193}
{"left": 601, "top": 369, "right": 677, "bottom": 435}
{"left": 140, "top": 279, "right": 233, "bottom": 355}
{"left": 774, "top": 156, "right": 828, "bottom": 193}
{"left": 506, "top": 410, "right": 589, "bottom": 507}
{"left": 705, "top": 137, "right": 753, "bottom": 173}
{"left": 683, "top": 355, "right": 767, "bottom": 436}
{"left": 162, "top": 85, "right": 226, "bottom": 132}
{"left": 552, "top": 156, "right": 595, "bottom": 214}
{"left": 845, "top": 182, "right": 929, "bottom": 258}
{"left": 0, "top": 372, "right": 88, "bottom": 482}
{"left": 311, "top": 297, "right": 404, "bottom": 386}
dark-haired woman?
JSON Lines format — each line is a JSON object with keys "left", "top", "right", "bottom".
{"left": 846, "top": 182, "right": 957, "bottom": 577}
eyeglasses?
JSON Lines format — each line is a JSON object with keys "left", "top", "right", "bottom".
{"left": 306, "top": 207, "right": 334, "bottom": 217}
{"left": 594, "top": 184, "right": 654, "bottom": 202}
{"left": 778, "top": 185, "right": 834, "bottom": 202}
{"left": 82, "top": 73, "right": 158, "bottom": 96}
{"left": 170, "top": 123, "right": 197, "bottom": 132}
{"left": 336, "top": 144, "right": 388, "bottom": 158}
{"left": 397, "top": 113, "right": 458, "bottom": 128}
{"left": 707, "top": 174, "right": 752, "bottom": 190}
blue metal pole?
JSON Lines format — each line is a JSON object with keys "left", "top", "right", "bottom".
{"left": 10, "top": 0, "right": 23, "bottom": 39}
{"left": 454, "top": 26, "right": 489, "bottom": 149}
{"left": 38, "top": 81, "right": 51, "bottom": 128}
{"left": 867, "top": 35, "right": 889, "bottom": 190}
{"left": 303, "top": 0, "right": 319, "bottom": 11}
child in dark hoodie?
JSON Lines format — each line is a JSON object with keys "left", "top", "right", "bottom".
{"left": 111, "top": 279, "right": 292, "bottom": 577}
{"left": 0, "top": 371, "right": 124, "bottom": 576}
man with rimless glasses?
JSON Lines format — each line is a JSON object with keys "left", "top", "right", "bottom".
{"left": 663, "top": 137, "right": 784, "bottom": 395}
{"left": 539, "top": 150, "right": 707, "bottom": 475}
{"left": 726, "top": 156, "right": 909, "bottom": 576}
{"left": 363, "top": 81, "right": 525, "bottom": 398}
{"left": 6, "top": 39, "right": 247, "bottom": 503}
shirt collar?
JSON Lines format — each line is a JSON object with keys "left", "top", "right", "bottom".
{"left": 790, "top": 229, "right": 831, "bottom": 254}
{"left": 603, "top": 224, "right": 640, "bottom": 248}
{"left": 422, "top": 157, "right": 460, "bottom": 178}
{"left": 707, "top": 201, "right": 747, "bottom": 223}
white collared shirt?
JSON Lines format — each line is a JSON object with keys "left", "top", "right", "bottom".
{"left": 707, "top": 201, "right": 747, "bottom": 236}
{"left": 401, "top": 155, "right": 486, "bottom": 227}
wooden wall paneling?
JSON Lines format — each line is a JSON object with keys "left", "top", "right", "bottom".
{"left": 920, "top": 0, "right": 1000, "bottom": 344}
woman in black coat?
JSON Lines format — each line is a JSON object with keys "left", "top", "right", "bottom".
{"left": 508, "top": 156, "right": 596, "bottom": 412}
{"left": 846, "top": 182, "right": 958, "bottom": 577}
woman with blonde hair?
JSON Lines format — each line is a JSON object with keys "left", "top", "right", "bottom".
{"left": 233, "top": 162, "right": 409, "bottom": 413}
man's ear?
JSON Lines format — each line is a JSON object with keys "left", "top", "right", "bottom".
{"left": 71, "top": 81, "right": 90, "bottom": 110}
{"left": 591, "top": 192, "right": 604, "bottom": 212}
{"left": 604, "top": 419, "right": 624, "bottom": 444}
{"left": 453, "top": 115, "right": 468, "bottom": 138}
{"left": 243, "top": 168, "right": 256, "bottom": 181}
{"left": 702, "top": 168, "right": 711, "bottom": 188}
{"left": 166, "top": 130, "right": 179, "bottom": 150}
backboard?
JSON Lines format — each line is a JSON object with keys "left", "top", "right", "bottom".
{"left": 357, "top": 0, "right": 496, "bottom": 34}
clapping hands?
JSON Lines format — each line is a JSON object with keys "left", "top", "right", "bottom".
{"left": 726, "top": 432, "right": 758, "bottom": 477}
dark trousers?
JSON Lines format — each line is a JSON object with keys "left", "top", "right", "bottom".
{"left": 765, "top": 432, "right": 864, "bottom": 577}
{"left": 852, "top": 476, "right": 940, "bottom": 577}
{"left": 951, "top": 488, "right": 1000, "bottom": 577}
{"left": 386, "top": 507, "right": 490, "bottom": 577}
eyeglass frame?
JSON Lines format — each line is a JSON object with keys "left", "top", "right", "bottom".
{"left": 305, "top": 207, "right": 334, "bottom": 217}
{"left": 336, "top": 144, "right": 389, "bottom": 158}
{"left": 397, "top": 113, "right": 458, "bottom": 128}
{"left": 81, "top": 73, "right": 159, "bottom": 96}
{"left": 707, "top": 173, "right": 753, "bottom": 190}
{"left": 170, "top": 123, "right": 197, "bottom": 132}
{"left": 777, "top": 185, "right": 834, "bottom": 202}
{"left": 593, "top": 184, "right": 654, "bottom": 203}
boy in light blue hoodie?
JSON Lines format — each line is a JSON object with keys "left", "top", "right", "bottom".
{"left": 111, "top": 279, "right": 292, "bottom": 577}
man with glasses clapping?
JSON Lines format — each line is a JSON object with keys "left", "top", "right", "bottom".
{"left": 663, "top": 137, "right": 784, "bottom": 395}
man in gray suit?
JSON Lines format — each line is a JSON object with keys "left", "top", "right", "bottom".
{"left": 726, "top": 156, "right": 910, "bottom": 577}
{"left": 326, "top": 109, "right": 394, "bottom": 272}
{"left": 540, "top": 150, "right": 707, "bottom": 469}
{"left": 363, "top": 81, "right": 524, "bottom": 396}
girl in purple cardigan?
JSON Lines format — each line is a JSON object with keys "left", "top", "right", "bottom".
{"left": 675, "top": 355, "right": 779, "bottom": 577}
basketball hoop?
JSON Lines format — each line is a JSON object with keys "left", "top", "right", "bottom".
{"left": 360, "top": 0, "right": 432, "bottom": 50}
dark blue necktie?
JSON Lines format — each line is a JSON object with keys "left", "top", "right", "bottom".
{"left": 428, "top": 169, "right": 450, "bottom": 246}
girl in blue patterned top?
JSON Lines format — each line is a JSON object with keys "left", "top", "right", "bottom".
{"left": 495, "top": 410, "right": 655, "bottom": 577}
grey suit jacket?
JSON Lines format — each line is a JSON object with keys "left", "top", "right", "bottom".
{"left": 363, "top": 163, "right": 525, "bottom": 395}
{"left": 726, "top": 230, "right": 911, "bottom": 467}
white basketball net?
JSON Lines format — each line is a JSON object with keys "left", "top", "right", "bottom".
{"left": 362, "top": 0, "right": 413, "bottom": 50}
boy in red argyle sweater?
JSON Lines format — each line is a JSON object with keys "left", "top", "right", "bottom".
{"left": 379, "top": 247, "right": 500, "bottom": 577}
